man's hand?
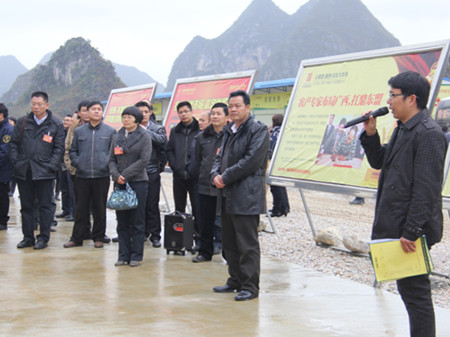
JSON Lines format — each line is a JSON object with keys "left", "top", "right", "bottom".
{"left": 362, "top": 110, "right": 377, "bottom": 136}
{"left": 400, "top": 237, "right": 416, "bottom": 253}
{"left": 213, "top": 175, "right": 226, "bottom": 189}
{"left": 117, "top": 175, "right": 126, "bottom": 185}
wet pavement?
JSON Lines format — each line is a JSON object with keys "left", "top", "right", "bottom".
{"left": 1, "top": 196, "right": 449, "bottom": 337}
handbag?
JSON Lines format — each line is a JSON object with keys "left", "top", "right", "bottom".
{"left": 106, "top": 182, "right": 138, "bottom": 210}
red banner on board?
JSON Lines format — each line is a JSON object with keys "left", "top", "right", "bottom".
{"left": 164, "top": 76, "right": 253, "bottom": 134}
{"left": 103, "top": 87, "right": 155, "bottom": 129}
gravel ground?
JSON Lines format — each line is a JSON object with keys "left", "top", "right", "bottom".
{"left": 259, "top": 187, "right": 450, "bottom": 310}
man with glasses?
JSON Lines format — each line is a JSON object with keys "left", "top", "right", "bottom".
{"left": 360, "top": 71, "right": 447, "bottom": 337}
{"left": 10, "top": 91, "right": 65, "bottom": 249}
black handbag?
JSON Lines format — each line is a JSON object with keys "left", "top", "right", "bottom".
{"left": 106, "top": 183, "right": 138, "bottom": 210}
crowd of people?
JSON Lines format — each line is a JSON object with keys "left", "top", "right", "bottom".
{"left": 0, "top": 89, "right": 275, "bottom": 302}
{"left": 0, "top": 71, "right": 446, "bottom": 334}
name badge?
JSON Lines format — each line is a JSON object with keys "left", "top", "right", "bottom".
{"left": 114, "top": 146, "right": 123, "bottom": 155}
{"left": 43, "top": 134, "right": 53, "bottom": 143}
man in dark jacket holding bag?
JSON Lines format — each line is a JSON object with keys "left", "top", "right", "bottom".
{"left": 360, "top": 71, "right": 447, "bottom": 337}
{"left": 211, "top": 90, "right": 269, "bottom": 301}
{"left": 9, "top": 91, "right": 65, "bottom": 250}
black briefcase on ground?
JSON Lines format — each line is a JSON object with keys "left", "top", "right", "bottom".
{"left": 164, "top": 212, "right": 194, "bottom": 255}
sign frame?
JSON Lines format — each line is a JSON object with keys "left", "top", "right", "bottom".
{"left": 162, "top": 70, "right": 257, "bottom": 133}
{"left": 267, "top": 40, "right": 450, "bottom": 200}
{"left": 103, "top": 83, "right": 157, "bottom": 129}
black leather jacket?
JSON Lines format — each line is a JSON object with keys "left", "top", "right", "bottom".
{"left": 167, "top": 118, "right": 200, "bottom": 179}
{"left": 10, "top": 110, "right": 65, "bottom": 180}
{"left": 195, "top": 124, "right": 224, "bottom": 196}
{"left": 144, "top": 120, "right": 167, "bottom": 174}
{"left": 211, "top": 116, "right": 269, "bottom": 215}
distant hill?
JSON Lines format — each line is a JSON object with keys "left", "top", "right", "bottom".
{"left": 0, "top": 55, "right": 28, "bottom": 97}
{"left": 112, "top": 62, "right": 165, "bottom": 92}
{"left": 166, "top": 0, "right": 400, "bottom": 90}
{"left": 35, "top": 52, "right": 163, "bottom": 92}
{"left": 2, "top": 37, "right": 125, "bottom": 117}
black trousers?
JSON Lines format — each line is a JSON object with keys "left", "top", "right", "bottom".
{"left": 198, "top": 194, "right": 217, "bottom": 259}
{"left": 145, "top": 172, "right": 162, "bottom": 241}
{"left": 59, "top": 169, "right": 72, "bottom": 215}
{"left": 172, "top": 177, "right": 196, "bottom": 213}
{"left": 70, "top": 177, "right": 110, "bottom": 244}
{"left": 0, "top": 182, "right": 10, "bottom": 226}
{"left": 397, "top": 274, "right": 435, "bottom": 337}
{"left": 269, "top": 185, "right": 290, "bottom": 214}
{"left": 116, "top": 181, "right": 148, "bottom": 262}
{"left": 222, "top": 200, "right": 260, "bottom": 294}
{"left": 17, "top": 170, "right": 54, "bottom": 243}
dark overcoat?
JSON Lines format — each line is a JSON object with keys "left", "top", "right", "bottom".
{"left": 360, "top": 109, "right": 447, "bottom": 246}
{"left": 211, "top": 115, "right": 269, "bottom": 215}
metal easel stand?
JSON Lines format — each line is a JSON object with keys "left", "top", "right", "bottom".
{"left": 263, "top": 211, "right": 278, "bottom": 234}
{"left": 160, "top": 183, "right": 171, "bottom": 213}
{"left": 299, "top": 188, "right": 318, "bottom": 243}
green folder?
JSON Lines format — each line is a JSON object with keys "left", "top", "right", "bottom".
{"left": 369, "top": 236, "right": 433, "bottom": 282}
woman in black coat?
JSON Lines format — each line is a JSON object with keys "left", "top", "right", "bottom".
{"left": 109, "top": 107, "right": 151, "bottom": 267}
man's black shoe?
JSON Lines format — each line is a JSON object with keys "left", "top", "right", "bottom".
{"left": 213, "top": 284, "right": 240, "bottom": 293}
{"left": 64, "top": 215, "right": 74, "bottom": 221}
{"left": 34, "top": 240, "right": 48, "bottom": 250}
{"left": 102, "top": 235, "right": 111, "bottom": 244}
{"left": 17, "top": 240, "right": 34, "bottom": 248}
{"left": 151, "top": 239, "right": 161, "bottom": 248}
{"left": 112, "top": 237, "right": 119, "bottom": 243}
{"left": 55, "top": 212, "right": 69, "bottom": 218}
{"left": 0, "top": 224, "right": 7, "bottom": 231}
{"left": 192, "top": 255, "right": 211, "bottom": 263}
{"left": 235, "top": 290, "right": 258, "bottom": 301}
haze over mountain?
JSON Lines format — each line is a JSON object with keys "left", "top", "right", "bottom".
{"left": 37, "top": 53, "right": 162, "bottom": 90}
{"left": 166, "top": 0, "right": 400, "bottom": 90}
{"left": 112, "top": 63, "right": 165, "bottom": 92}
{"left": 0, "top": 56, "right": 28, "bottom": 97}
{"left": 2, "top": 37, "right": 124, "bottom": 117}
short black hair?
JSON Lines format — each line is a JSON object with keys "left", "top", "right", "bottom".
{"left": 388, "top": 71, "right": 430, "bottom": 109}
{"left": 135, "top": 101, "right": 153, "bottom": 111}
{"left": 31, "top": 91, "right": 48, "bottom": 102}
{"left": 65, "top": 113, "right": 73, "bottom": 118}
{"left": 122, "top": 106, "right": 143, "bottom": 124}
{"left": 177, "top": 101, "right": 192, "bottom": 112}
{"left": 211, "top": 102, "right": 228, "bottom": 115}
{"left": 229, "top": 90, "right": 250, "bottom": 106}
{"left": 272, "top": 114, "right": 284, "bottom": 127}
{"left": 0, "top": 103, "right": 8, "bottom": 119}
{"left": 9, "top": 116, "right": 17, "bottom": 124}
{"left": 87, "top": 101, "right": 104, "bottom": 110}
{"left": 78, "top": 100, "right": 90, "bottom": 112}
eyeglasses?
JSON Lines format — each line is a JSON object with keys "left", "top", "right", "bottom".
{"left": 389, "top": 93, "right": 404, "bottom": 99}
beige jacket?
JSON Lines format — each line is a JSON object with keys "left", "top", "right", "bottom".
{"left": 64, "top": 122, "right": 82, "bottom": 175}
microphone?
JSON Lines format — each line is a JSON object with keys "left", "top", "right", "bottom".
{"left": 344, "top": 107, "right": 389, "bottom": 128}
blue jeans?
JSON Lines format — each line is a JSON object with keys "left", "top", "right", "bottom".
{"left": 116, "top": 181, "right": 148, "bottom": 262}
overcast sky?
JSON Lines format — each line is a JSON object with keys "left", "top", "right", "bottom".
{"left": 1, "top": 0, "right": 449, "bottom": 86}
